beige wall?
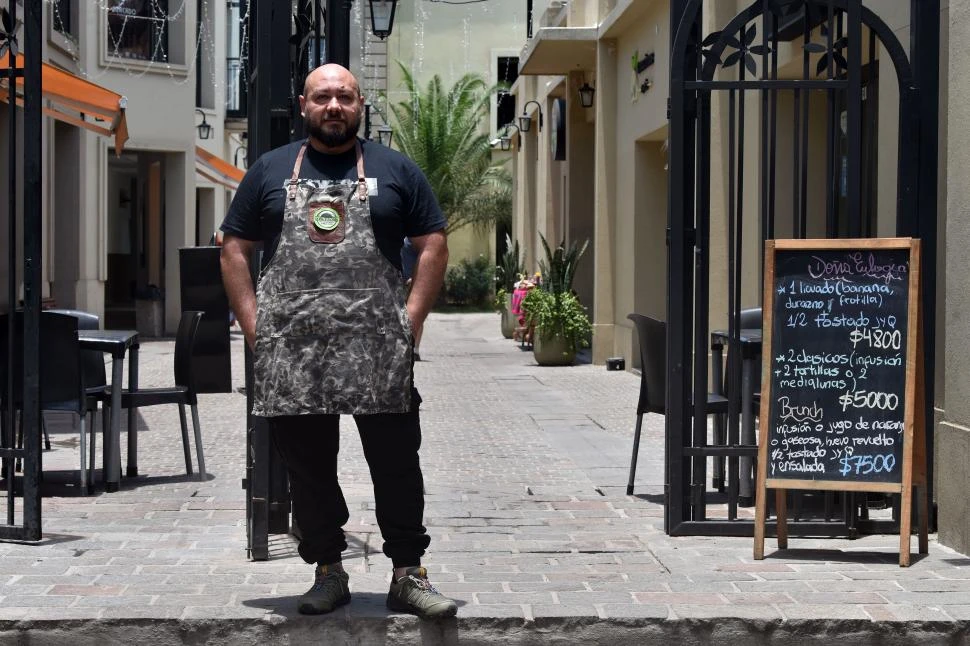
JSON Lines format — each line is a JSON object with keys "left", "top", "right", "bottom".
{"left": 386, "top": 0, "right": 552, "bottom": 267}
{"left": 566, "top": 72, "right": 596, "bottom": 309}
{"left": 601, "top": 1, "right": 671, "bottom": 363}
{"left": 941, "top": 0, "right": 969, "bottom": 556}
{"left": 592, "top": 38, "right": 618, "bottom": 362}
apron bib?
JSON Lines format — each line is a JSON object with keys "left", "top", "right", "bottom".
{"left": 251, "top": 141, "right": 413, "bottom": 416}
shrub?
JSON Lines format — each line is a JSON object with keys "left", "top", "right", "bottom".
{"left": 537, "top": 233, "right": 588, "bottom": 296}
{"left": 495, "top": 234, "right": 525, "bottom": 293}
{"left": 521, "top": 288, "right": 592, "bottom": 348}
{"left": 444, "top": 255, "right": 493, "bottom": 308}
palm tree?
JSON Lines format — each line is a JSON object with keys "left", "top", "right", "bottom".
{"left": 387, "top": 63, "right": 511, "bottom": 234}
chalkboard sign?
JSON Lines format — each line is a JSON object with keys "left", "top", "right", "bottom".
{"left": 754, "top": 238, "right": 928, "bottom": 567}
{"left": 763, "top": 244, "right": 914, "bottom": 485}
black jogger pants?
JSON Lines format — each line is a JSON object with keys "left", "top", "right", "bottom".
{"left": 269, "top": 406, "right": 430, "bottom": 568}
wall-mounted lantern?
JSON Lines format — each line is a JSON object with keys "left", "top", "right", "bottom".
{"left": 518, "top": 100, "right": 542, "bottom": 133}
{"left": 578, "top": 82, "right": 595, "bottom": 108}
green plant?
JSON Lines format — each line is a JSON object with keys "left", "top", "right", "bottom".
{"left": 444, "top": 255, "right": 493, "bottom": 308}
{"left": 493, "top": 287, "right": 508, "bottom": 312}
{"left": 521, "top": 288, "right": 592, "bottom": 348}
{"left": 388, "top": 63, "right": 511, "bottom": 235}
{"left": 537, "top": 233, "right": 589, "bottom": 296}
{"left": 495, "top": 233, "right": 525, "bottom": 293}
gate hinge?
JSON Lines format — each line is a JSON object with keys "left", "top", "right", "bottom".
{"left": 664, "top": 227, "right": 697, "bottom": 248}
{"left": 241, "top": 478, "right": 248, "bottom": 490}
{"left": 666, "top": 97, "right": 671, "bottom": 120}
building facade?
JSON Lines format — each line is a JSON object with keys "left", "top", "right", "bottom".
{"left": 1, "top": 0, "right": 251, "bottom": 335}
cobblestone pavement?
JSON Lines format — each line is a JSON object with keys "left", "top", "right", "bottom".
{"left": 1, "top": 313, "right": 969, "bottom": 644}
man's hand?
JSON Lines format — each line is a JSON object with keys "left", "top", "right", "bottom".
{"left": 220, "top": 234, "right": 258, "bottom": 350}
{"left": 405, "top": 230, "right": 448, "bottom": 338}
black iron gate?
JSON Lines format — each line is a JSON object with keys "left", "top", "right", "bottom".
{"left": 1, "top": 0, "right": 43, "bottom": 541}
{"left": 665, "top": 0, "right": 939, "bottom": 536}
{"left": 243, "top": 0, "right": 343, "bottom": 560}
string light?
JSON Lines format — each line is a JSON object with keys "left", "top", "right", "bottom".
{"left": 44, "top": 0, "right": 246, "bottom": 92}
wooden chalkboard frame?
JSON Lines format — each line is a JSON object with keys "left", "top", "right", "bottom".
{"left": 753, "top": 238, "right": 928, "bottom": 567}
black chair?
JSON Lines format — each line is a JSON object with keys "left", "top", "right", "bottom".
{"left": 626, "top": 313, "right": 728, "bottom": 495}
{"left": 48, "top": 309, "right": 110, "bottom": 480}
{"left": 48, "top": 309, "right": 107, "bottom": 393}
{"left": 106, "top": 310, "right": 206, "bottom": 480}
{"left": 711, "top": 306, "right": 763, "bottom": 490}
{"left": 0, "top": 311, "right": 100, "bottom": 494}
{"left": 738, "top": 306, "right": 763, "bottom": 398}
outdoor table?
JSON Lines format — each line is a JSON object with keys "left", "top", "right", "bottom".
{"left": 710, "top": 328, "right": 762, "bottom": 505}
{"left": 77, "top": 329, "right": 139, "bottom": 492}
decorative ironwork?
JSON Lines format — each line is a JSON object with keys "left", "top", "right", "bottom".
{"left": 720, "top": 24, "right": 770, "bottom": 75}
{"left": 0, "top": 7, "right": 20, "bottom": 58}
{"left": 2, "top": 0, "right": 42, "bottom": 542}
{"left": 664, "top": 0, "right": 939, "bottom": 537}
{"left": 807, "top": 23, "right": 848, "bottom": 77}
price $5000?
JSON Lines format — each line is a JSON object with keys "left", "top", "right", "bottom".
{"left": 838, "top": 389, "right": 899, "bottom": 413}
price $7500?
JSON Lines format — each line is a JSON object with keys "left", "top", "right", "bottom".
{"left": 839, "top": 454, "right": 896, "bottom": 476}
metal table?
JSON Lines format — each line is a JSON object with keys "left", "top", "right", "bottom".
{"left": 710, "top": 328, "right": 762, "bottom": 505}
{"left": 78, "top": 330, "right": 139, "bottom": 492}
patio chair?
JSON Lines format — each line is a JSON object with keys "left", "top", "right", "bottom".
{"left": 711, "top": 306, "right": 763, "bottom": 491}
{"left": 626, "top": 313, "right": 729, "bottom": 495}
{"left": 0, "top": 311, "right": 100, "bottom": 494}
{"left": 48, "top": 309, "right": 110, "bottom": 482}
{"left": 105, "top": 310, "right": 206, "bottom": 480}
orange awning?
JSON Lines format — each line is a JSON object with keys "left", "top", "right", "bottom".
{"left": 0, "top": 54, "right": 129, "bottom": 156}
{"left": 195, "top": 146, "right": 246, "bottom": 191}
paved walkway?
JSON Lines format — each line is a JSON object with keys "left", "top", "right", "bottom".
{"left": 1, "top": 313, "right": 969, "bottom": 644}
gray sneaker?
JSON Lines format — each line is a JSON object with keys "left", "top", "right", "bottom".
{"left": 298, "top": 564, "right": 351, "bottom": 615}
{"left": 386, "top": 566, "right": 457, "bottom": 619}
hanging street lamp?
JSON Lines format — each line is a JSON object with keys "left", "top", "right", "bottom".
{"left": 369, "top": 0, "right": 398, "bottom": 40}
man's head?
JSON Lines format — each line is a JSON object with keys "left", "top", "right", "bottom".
{"left": 299, "top": 64, "right": 364, "bottom": 152}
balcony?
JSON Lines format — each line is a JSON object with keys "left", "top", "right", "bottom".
{"left": 518, "top": 27, "right": 597, "bottom": 75}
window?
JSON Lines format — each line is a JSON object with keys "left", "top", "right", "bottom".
{"left": 225, "top": 0, "right": 248, "bottom": 115}
{"left": 496, "top": 56, "right": 519, "bottom": 131}
{"left": 107, "top": 0, "right": 170, "bottom": 62}
{"left": 53, "top": 0, "right": 74, "bottom": 37}
{"left": 195, "top": 0, "right": 215, "bottom": 108}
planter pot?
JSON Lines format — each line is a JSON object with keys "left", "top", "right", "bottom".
{"left": 533, "top": 333, "right": 576, "bottom": 366}
{"left": 500, "top": 294, "right": 515, "bottom": 338}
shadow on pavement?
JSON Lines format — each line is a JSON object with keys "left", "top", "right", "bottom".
{"left": 242, "top": 591, "right": 468, "bottom": 618}
{"left": 764, "top": 548, "right": 923, "bottom": 564}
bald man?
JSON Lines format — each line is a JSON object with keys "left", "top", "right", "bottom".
{"left": 220, "top": 64, "right": 454, "bottom": 619}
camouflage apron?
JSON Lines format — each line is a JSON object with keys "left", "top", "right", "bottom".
{"left": 251, "top": 141, "right": 413, "bottom": 416}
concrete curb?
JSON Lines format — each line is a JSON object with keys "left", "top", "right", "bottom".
{"left": 2, "top": 616, "right": 969, "bottom": 645}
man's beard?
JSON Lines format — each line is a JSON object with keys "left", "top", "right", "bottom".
{"left": 307, "top": 115, "right": 361, "bottom": 147}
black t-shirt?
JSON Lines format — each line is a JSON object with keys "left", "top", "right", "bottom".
{"left": 220, "top": 138, "right": 446, "bottom": 271}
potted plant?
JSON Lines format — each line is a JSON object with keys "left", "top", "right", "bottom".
{"left": 494, "top": 286, "right": 514, "bottom": 338}
{"left": 521, "top": 234, "right": 592, "bottom": 365}
{"left": 495, "top": 234, "right": 525, "bottom": 339}
{"left": 522, "top": 288, "right": 592, "bottom": 365}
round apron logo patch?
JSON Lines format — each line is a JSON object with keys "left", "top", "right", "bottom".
{"left": 312, "top": 207, "right": 340, "bottom": 231}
